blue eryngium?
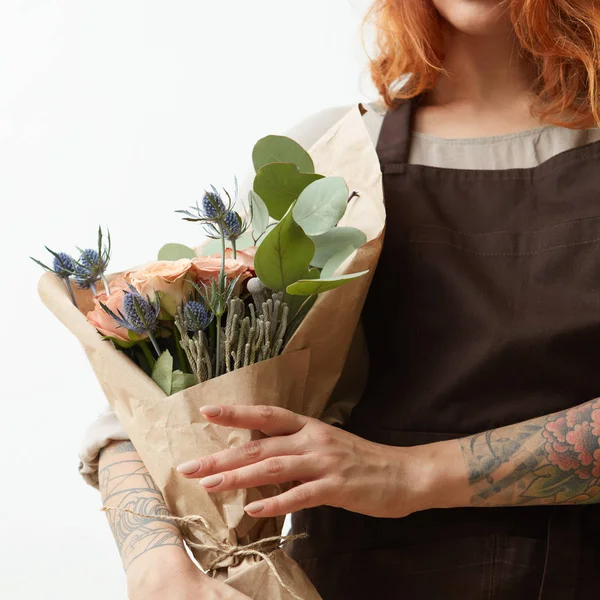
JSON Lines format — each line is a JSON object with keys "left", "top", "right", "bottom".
{"left": 201, "top": 189, "right": 227, "bottom": 219}
{"left": 174, "top": 179, "right": 248, "bottom": 243}
{"left": 71, "top": 226, "right": 112, "bottom": 295}
{"left": 183, "top": 300, "right": 214, "bottom": 334}
{"left": 30, "top": 247, "right": 78, "bottom": 306}
{"left": 99, "top": 284, "right": 162, "bottom": 356}
{"left": 223, "top": 211, "right": 242, "bottom": 241}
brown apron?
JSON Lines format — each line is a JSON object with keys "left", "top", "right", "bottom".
{"left": 286, "top": 95, "right": 600, "bottom": 599}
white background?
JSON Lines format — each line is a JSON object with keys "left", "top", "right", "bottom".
{"left": 1, "top": 1, "right": 377, "bottom": 598}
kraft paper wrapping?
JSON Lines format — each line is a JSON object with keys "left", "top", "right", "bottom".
{"left": 38, "top": 103, "right": 385, "bottom": 600}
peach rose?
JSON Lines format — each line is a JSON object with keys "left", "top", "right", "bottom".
{"left": 191, "top": 256, "right": 251, "bottom": 295}
{"left": 87, "top": 287, "right": 137, "bottom": 342}
{"left": 125, "top": 259, "right": 194, "bottom": 316}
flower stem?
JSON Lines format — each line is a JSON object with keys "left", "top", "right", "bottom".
{"left": 215, "top": 314, "right": 222, "bottom": 377}
{"left": 64, "top": 278, "right": 78, "bottom": 308}
{"left": 232, "top": 239, "right": 237, "bottom": 260}
{"left": 215, "top": 227, "right": 227, "bottom": 377}
{"left": 90, "top": 281, "right": 97, "bottom": 295}
{"left": 101, "top": 273, "right": 111, "bottom": 296}
{"left": 147, "top": 331, "right": 161, "bottom": 357}
{"left": 139, "top": 340, "right": 156, "bottom": 369}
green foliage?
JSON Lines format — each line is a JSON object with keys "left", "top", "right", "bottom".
{"left": 254, "top": 203, "right": 315, "bottom": 292}
{"left": 286, "top": 271, "right": 369, "bottom": 296}
{"left": 310, "top": 227, "right": 366, "bottom": 268}
{"left": 152, "top": 350, "right": 174, "bottom": 394}
{"left": 171, "top": 371, "right": 199, "bottom": 394}
{"left": 249, "top": 190, "right": 269, "bottom": 240}
{"left": 252, "top": 135, "right": 315, "bottom": 174}
{"left": 293, "top": 177, "right": 349, "bottom": 236}
{"left": 253, "top": 163, "right": 323, "bottom": 221}
{"left": 157, "top": 243, "right": 196, "bottom": 261}
{"left": 151, "top": 350, "right": 198, "bottom": 395}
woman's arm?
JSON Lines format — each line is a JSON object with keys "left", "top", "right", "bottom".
{"left": 439, "top": 396, "right": 600, "bottom": 508}
{"left": 99, "top": 440, "right": 250, "bottom": 600}
{"left": 175, "top": 400, "right": 600, "bottom": 519}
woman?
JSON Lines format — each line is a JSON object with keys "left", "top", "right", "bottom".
{"left": 86, "top": 1, "right": 600, "bottom": 598}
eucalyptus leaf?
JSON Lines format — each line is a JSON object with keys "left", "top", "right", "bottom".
{"left": 293, "top": 177, "right": 349, "bottom": 236}
{"left": 252, "top": 135, "right": 314, "bottom": 174}
{"left": 249, "top": 190, "right": 269, "bottom": 240}
{"left": 171, "top": 371, "right": 198, "bottom": 394}
{"left": 152, "top": 350, "right": 174, "bottom": 394}
{"left": 286, "top": 271, "right": 369, "bottom": 296}
{"left": 286, "top": 266, "right": 320, "bottom": 318}
{"left": 254, "top": 203, "right": 315, "bottom": 292}
{"left": 254, "top": 163, "right": 323, "bottom": 221}
{"left": 310, "top": 227, "right": 367, "bottom": 268}
{"left": 158, "top": 243, "right": 196, "bottom": 261}
{"left": 321, "top": 245, "right": 357, "bottom": 278}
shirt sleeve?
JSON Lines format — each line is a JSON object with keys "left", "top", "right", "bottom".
{"left": 78, "top": 404, "right": 130, "bottom": 489}
{"left": 78, "top": 102, "right": 368, "bottom": 488}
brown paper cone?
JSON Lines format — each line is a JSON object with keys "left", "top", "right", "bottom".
{"left": 38, "top": 103, "right": 385, "bottom": 600}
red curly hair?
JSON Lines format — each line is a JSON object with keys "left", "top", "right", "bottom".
{"left": 364, "top": 0, "right": 600, "bottom": 128}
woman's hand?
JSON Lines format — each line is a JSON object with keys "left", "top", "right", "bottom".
{"left": 176, "top": 405, "right": 432, "bottom": 519}
{"left": 128, "top": 552, "right": 251, "bottom": 600}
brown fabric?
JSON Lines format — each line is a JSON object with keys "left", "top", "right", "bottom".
{"left": 285, "top": 95, "right": 600, "bottom": 599}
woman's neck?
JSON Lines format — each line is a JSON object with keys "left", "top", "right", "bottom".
{"left": 416, "top": 27, "right": 545, "bottom": 137}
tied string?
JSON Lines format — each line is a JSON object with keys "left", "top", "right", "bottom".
{"left": 101, "top": 506, "right": 308, "bottom": 600}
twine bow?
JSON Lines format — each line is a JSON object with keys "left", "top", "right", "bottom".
{"left": 101, "top": 506, "right": 308, "bottom": 600}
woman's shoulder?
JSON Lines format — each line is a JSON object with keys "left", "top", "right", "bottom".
{"left": 283, "top": 99, "right": 386, "bottom": 149}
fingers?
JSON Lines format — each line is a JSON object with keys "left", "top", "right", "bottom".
{"left": 199, "top": 404, "right": 309, "bottom": 437}
{"left": 177, "top": 435, "right": 302, "bottom": 478}
{"left": 196, "top": 455, "right": 318, "bottom": 495}
{"left": 244, "top": 480, "right": 331, "bottom": 517}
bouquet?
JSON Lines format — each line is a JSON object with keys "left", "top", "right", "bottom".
{"left": 36, "top": 104, "right": 385, "bottom": 600}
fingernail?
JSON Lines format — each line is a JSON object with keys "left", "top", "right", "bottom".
{"left": 200, "top": 405, "right": 222, "bottom": 417}
{"left": 176, "top": 459, "right": 202, "bottom": 474}
{"left": 199, "top": 474, "right": 224, "bottom": 488}
{"left": 245, "top": 501, "right": 265, "bottom": 514}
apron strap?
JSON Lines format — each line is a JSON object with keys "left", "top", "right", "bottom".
{"left": 375, "top": 94, "right": 422, "bottom": 167}
{"left": 537, "top": 506, "right": 581, "bottom": 600}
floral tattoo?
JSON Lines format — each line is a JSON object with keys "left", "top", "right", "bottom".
{"left": 460, "top": 398, "right": 600, "bottom": 506}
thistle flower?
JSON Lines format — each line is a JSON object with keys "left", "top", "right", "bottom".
{"left": 100, "top": 284, "right": 162, "bottom": 355}
{"left": 201, "top": 189, "right": 227, "bottom": 219}
{"left": 52, "top": 252, "right": 75, "bottom": 277}
{"left": 183, "top": 300, "right": 214, "bottom": 334}
{"left": 175, "top": 180, "right": 248, "bottom": 241}
{"left": 30, "top": 247, "right": 78, "bottom": 306}
{"left": 223, "top": 210, "right": 243, "bottom": 241}
{"left": 71, "top": 227, "right": 112, "bottom": 295}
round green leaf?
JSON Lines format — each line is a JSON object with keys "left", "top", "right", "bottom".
{"left": 310, "top": 226, "right": 367, "bottom": 268}
{"left": 249, "top": 190, "right": 269, "bottom": 240}
{"left": 152, "top": 350, "right": 174, "bottom": 394}
{"left": 254, "top": 203, "right": 315, "bottom": 292}
{"left": 158, "top": 243, "right": 196, "bottom": 261}
{"left": 321, "top": 245, "right": 357, "bottom": 278}
{"left": 254, "top": 163, "right": 323, "bottom": 221}
{"left": 252, "top": 135, "right": 314, "bottom": 174}
{"left": 286, "top": 271, "right": 369, "bottom": 296}
{"left": 293, "top": 177, "right": 349, "bottom": 236}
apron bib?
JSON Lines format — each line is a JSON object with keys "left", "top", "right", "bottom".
{"left": 286, "top": 96, "right": 600, "bottom": 600}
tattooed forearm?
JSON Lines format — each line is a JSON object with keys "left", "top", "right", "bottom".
{"left": 99, "top": 440, "right": 185, "bottom": 572}
{"left": 460, "top": 398, "right": 600, "bottom": 506}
